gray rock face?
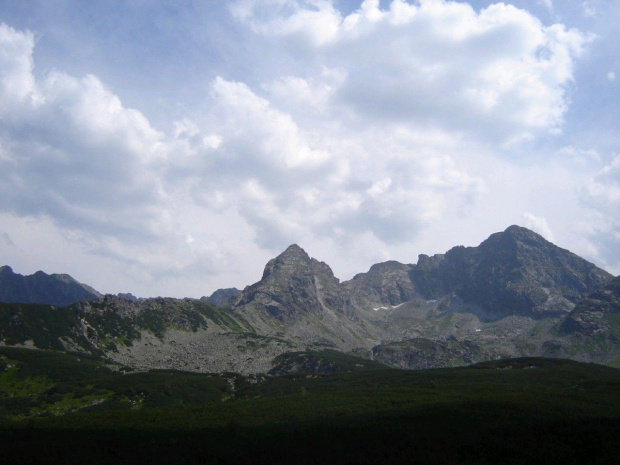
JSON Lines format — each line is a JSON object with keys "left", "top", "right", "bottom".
{"left": 232, "top": 245, "right": 372, "bottom": 349}
{"left": 372, "top": 337, "right": 489, "bottom": 370}
{"left": 1, "top": 226, "right": 618, "bottom": 373}
{"left": 466, "top": 226, "right": 611, "bottom": 316}
{"left": 344, "top": 261, "right": 417, "bottom": 310}
{"left": 237, "top": 244, "right": 344, "bottom": 320}
{"left": 561, "top": 276, "right": 620, "bottom": 337}
{"left": 0, "top": 266, "right": 102, "bottom": 307}
{"left": 407, "top": 225, "right": 613, "bottom": 319}
{"left": 201, "top": 288, "right": 241, "bottom": 307}
{"left": 0, "top": 295, "right": 285, "bottom": 374}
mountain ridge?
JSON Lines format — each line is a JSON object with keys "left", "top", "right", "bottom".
{"left": 0, "top": 265, "right": 102, "bottom": 307}
{"left": 0, "top": 225, "right": 617, "bottom": 373}
{"left": 404, "top": 225, "right": 612, "bottom": 320}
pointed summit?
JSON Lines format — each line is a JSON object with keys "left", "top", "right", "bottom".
{"left": 229, "top": 241, "right": 374, "bottom": 349}
{"left": 282, "top": 243, "right": 307, "bottom": 255}
{"left": 261, "top": 244, "right": 311, "bottom": 281}
{"left": 275, "top": 244, "right": 311, "bottom": 266}
{"left": 480, "top": 225, "right": 550, "bottom": 252}
{"left": 233, "top": 244, "right": 347, "bottom": 336}
{"left": 504, "top": 224, "right": 538, "bottom": 235}
{"left": 503, "top": 224, "right": 548, "bottom": 242}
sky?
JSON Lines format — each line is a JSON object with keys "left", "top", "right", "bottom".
{"left": 0, "top": 0, "right": 618, "bottom": 298}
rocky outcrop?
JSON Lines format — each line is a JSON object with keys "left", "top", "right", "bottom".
{"left": 235, "top": 245, "right": 345, "bottom": 321}
{"left": 344, "top": 261, "right": 417, "bottom": 310}
{"left": 232, "top": 245, "right": 375, "bottom": 349}
{"left": 372, "top": 337, "right": 491, "bottom": 370}
{"left": 117, "top": 293, "right": 138, "bottom": 302}
{"left": 561, "top": 276, "right": 620, "bottom": 337}
{"left": 201, "top": 288, "right": 241, "bottom": 307}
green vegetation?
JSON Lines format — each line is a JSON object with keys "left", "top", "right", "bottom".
{"left": 268, "top": 349, "right": 390, "bottom": 375}
{"left": 0, "top": 303, "right": 85, "bottom": 350}
{"left": 0, "top": 299, "right": 248, "bottom": 356}
{"left": 0, "top": 355, "right": 55, "bottom": 399}
{"left": 196, "top": 301, "right": 246, "bottom": 332}
{"left": 86, "top": 299, "right": 210, "bottom": 339}
{"left": 1, "top": 347, "right": 620, "bottom": 464}
{"left": 0, "top": 348, "right": 229, "bottom": 418}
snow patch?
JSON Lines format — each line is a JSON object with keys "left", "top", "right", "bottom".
{"left": 373, "top": 302, "right": 406, "bottom": 311}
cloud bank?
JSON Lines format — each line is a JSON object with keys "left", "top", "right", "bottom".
{"left": 0, "top": 1, "right": 615, "bottom": 296}
{"left": 233, "top": 0, "right": 589, "bottom": 144}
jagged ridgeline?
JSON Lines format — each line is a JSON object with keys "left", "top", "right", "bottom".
{"left": 0, "top": 266, "right": 101, "bottom": 306}
{"left": 0, "top": 225, "right": 618, "bottom": 373}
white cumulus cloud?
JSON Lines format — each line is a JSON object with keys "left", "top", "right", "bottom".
{"left": 581, "top": 155, "right": 620, "bottom": 272}
{"left": 172, "top": 75, "right": 487, "bottom": 249}
{"left": 0, "top": 0, "right": 614, "bottom": 297}
{"left": 233, "top": 0, "right": 591, "bottom": 145}
{"left": 522, "top": 212, "right": 555, "bottom": 242}
{"left": 0, "top": 25, "right": 165, "bottom": 241}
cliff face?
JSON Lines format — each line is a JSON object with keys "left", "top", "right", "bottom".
{"left": 235, "top": 244, "right": 346, "bottom": 321}
{"left": 343, "top": 261, "right": 417, "bottom": 310}
{"left": 231, "top": 245, "right": 377, "bottom": 349}
{"left": 201, "top": 288, "right": 240, "bottom": 307}
{"left": 561, "top": 276, "right": 620, "bottom": 337}
{"left": 405, "top": 226, "right": 612, "bottom": 319}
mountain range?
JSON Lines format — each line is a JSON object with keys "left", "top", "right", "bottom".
{"left": 0, "top": 265, "right": 101, "bottom": 306}
{"left": 1, "top": 225, "right": 618, "bottom": 373}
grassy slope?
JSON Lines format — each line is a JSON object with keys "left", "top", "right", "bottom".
{"left": 268, "top": 349, "right": 391, "bottom": 375}
{"left": 0, "top": 299, "right": 253, "bottom": 357}
{"left": 1, "top": 347, "right": 620, "bottom": 464}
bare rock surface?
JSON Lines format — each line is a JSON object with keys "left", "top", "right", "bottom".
{"left": 0, "top": 226, "right": 618, "bottom": 373}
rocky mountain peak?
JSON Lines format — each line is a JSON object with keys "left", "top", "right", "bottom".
{"left": 234, "top": 244, "right": 346, "bottom": 333}
{"left": 407, "top": 226, "right": 613, "bottom": 318}
{"left": 261, "top": 244, "right": 311, "bottom": 281}
{"left": 477, "top": 225, "right": 611, "bottom": 290}
{"left": 479, "top": 225, "right": 551, "bottom": 255}
{"left": 367, "top": 260, "right": 411, "bottom": 273}
{"left": 282, "top": 243, "right": 307, "bottom": 256}
{"left": 344, "top": 261, "right": 417, "bottom": 309}
{"left": 504, "top": 224, "right": 542, "bottom": 238}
